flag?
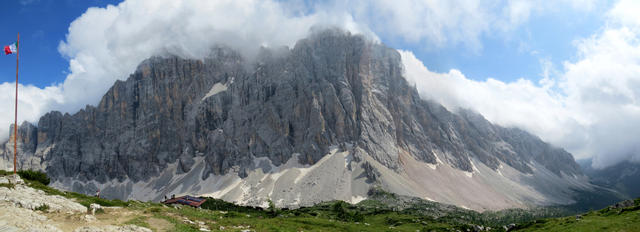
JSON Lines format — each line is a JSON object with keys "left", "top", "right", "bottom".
{"left": 4, "top": 42, "right": 17, "bottom": 55}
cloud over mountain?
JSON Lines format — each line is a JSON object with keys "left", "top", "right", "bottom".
{"left": 0, "top": 0, "right": 638, "bottom": 169}
{"left": 400, "top": 0, "right": 640, "bottom": 168}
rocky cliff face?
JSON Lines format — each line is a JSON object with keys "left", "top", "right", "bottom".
{"left": 1, "top": 29, "right": 590, "bottom": 211}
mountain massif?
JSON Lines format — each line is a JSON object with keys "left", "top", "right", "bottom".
{"left": 579, "top": 159, "right": 640, "bottom": 199}
{"left": 1, "top": 29, "right": 594, "bottom": 211}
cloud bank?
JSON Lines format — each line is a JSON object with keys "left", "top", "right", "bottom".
{"left": 0, "top": 0, "right": 638, "bottom": 169}
{"left": 400, "top": 0, "right": 640, "bottom": 168}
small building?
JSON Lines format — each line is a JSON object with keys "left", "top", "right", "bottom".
{"left": 162, "top": 195, "right": 207, "bottom": 208}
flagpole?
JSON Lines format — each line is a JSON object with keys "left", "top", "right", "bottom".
{"left": 13, "top": 33, "right": 19, "bottom": 175}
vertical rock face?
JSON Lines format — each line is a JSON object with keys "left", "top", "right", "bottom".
{"left": 0, "top": 29, "right": 588, "bottom": 211}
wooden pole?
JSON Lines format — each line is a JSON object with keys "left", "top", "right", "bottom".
{"left": 13, "top": 33, "right": 19, "bottom": 174}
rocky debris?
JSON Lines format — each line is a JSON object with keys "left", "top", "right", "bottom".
{"left": 472, "top": 224, "right": 487, "bottom": 231}
{"left": 0, "top": 175, "right": 64, "bottom": 231}
{"left": 73, "top": 225, "right": 152, "bottom": 232}
{"left": 611, "top": 200, "right": 635, "bottom": 209}
{"left": 90, "top": 203, "right": 102, "bottom": 215}
{"left": 183, "top": 217, "right": 195, "bottom": 224}
{"left": 0, "top": 175, "right": 158, "bottom": 231}
{"left": 0, "top": 176, "right": 85, "bottom": 213}
{"left": 503, "top": 223, "right": 516, "bottom": 232}
{"left": 0, "top": 202, "right": 62, "bottom": 232}
{"left": 195, "top": 220, "right": 211, "bottom": 231}
{"left": 4, "top": 174, "right": 24, "bottom": 184}
{"left": 84, "top": 214, "right": 97, "bottom": 222}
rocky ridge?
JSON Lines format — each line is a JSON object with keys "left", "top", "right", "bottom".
{"left": 1, "top": 29, "right": 589, "bottom": 211}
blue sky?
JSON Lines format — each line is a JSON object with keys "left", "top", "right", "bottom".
{"left": 381, "top": 4, "right": 608, "bottom": 83}
{"left": 0, "top": 0, "right": 639, "bottom": 168}
{"left": 0, "top": 0, "right": 120, "bottom": 88}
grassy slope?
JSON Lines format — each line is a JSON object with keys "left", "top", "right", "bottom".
{"left": 3, "top": 170, "right": 640, "bottom": 231}
{"left": 1, "top": 171, "right": 466, "bottom": 231}
{"left": 514, "top": 199, "right": 640, "bottom": 232}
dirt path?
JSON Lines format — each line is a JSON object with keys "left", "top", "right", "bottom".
{"left": 147, "top": 217, "right": 173, "bottom": 231}
{"left": 46, "top": 207, "right": 143, "bottom": 231}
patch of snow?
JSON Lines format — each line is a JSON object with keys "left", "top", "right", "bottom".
{"left": 295, "top": 192, "right": 302, "bottom": 204}
{"left": 464, "top": 171, "right": 473, "bottom": 178}
{"left": 470, "top": 160, "right": 480, "bottom": 174}
{"left": 431, "top": 150, "right": 444, "bottom": 165}
{"left": 344, "top": 153, "right": 353, "bottom": 168}
{"left": 350, "top": 195, "right": 367, "bottom": 204}
{"left": 202, "top": 83, "right": 227, "bottom": 100}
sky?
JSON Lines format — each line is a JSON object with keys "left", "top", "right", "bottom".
{"left": 0, "top": 0, "right": 639, "bottom": 169}
{"left": 0, "top": 0, "right": 121, "bottom": 88}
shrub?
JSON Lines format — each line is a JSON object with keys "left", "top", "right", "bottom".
{"left": 0, "top": 170, "right": 13, "bottom": 176}
{"left": 268, "top": 199, "right": 278, "bottom": 217}
{"left": 35, "top": 204, "right": 50, "bottom": 212}
{"left": 18, "top": 170, "right": 50, "bottom": 185}
{"left": 331, "top": 201, "right": 364, "bottom": 222}
{"left": 385, "top": 216, "right": 401, "bottom": 226}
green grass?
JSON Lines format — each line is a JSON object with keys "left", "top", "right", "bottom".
{"left": 163, "top": 199, "right": 472, "bottom": 232}
{"left": 0, "top": 183, "right": 15, "bottom": 189}
{"left": 514, "top": 200, "right": 640, "bottom": 231}
{"left": 23, "top": 180, "right": 130, "bottom": 208}
{"left": 0, "top": 169, "right": 51, "bottom": 185}
{"left": 189, "top": 207, "right": 461, "bottom": 231}
{"left": 35, "top": 204, "right": 50, "bottom": 212}
{"left": 17, "top": 170, "right": 50, "bottom": 185}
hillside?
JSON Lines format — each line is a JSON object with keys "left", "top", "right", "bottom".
{"left": 2, "top": 170, "right": 638, "bottom": 231}
{"left": 512, "top": 199, "right": 640, "bottom": 231}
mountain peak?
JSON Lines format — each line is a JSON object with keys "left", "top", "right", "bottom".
{"left": 1, "top": 30, "right": 591, "bottom": 211}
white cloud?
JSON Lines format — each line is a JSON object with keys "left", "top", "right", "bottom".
{"left": 337, "top": 0, "right": 598, "bottom": 51}
{"left": 399, "top": 50, "right": 585, "bottom": 152}
{"left": 400, "top": 0, "right": 640, "bottom": 169}
{"left": 333, "top": 0, "right": 497, "bottom": 51}
{"left": 0, "top": 83, "right": 63, "bottom": 141}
